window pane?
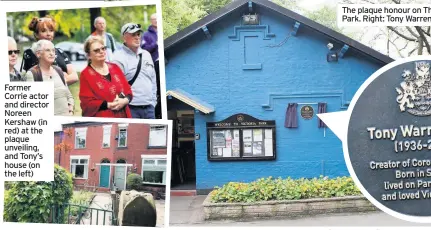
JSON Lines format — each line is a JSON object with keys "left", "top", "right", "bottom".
{"left": 144, "top": 160, "right": 156, "bottom": 165}
{"left": 119, "top": 138, "right": 126, "bottom": 147}
{"left": 75, "top": 165, "right": 85, "bottom": 178}
{"left": 77, "top": 137, "right": 86, "bottom": 148}
{"left": 75, "top": 129, "right": 87, "bottom": 149}
{"left": 158, "top": 160, "right": 167, "bottom": 165}
{"left": 119, "top": 129, "right": 127, "bottom": 147}
{"left": 71, "top": 159, "right": 78, "bottom": 164}
{"left": 103, "top": 126, "right": 111, "bottom": 147}
{"left": 80, "top": 159, "right": 88, "bottom": 164}
{"left": 211, "top": 130, "right": 226, "bottom": 148}
{"left": 142, "top": 171, "right": 164, "bottom": 183}
{"left": 149, "top": 126, "right": 167, "bottom": 147}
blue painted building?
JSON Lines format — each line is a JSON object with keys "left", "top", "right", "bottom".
{"left": 164, "top": 0, "right": 393, "bottom": 194}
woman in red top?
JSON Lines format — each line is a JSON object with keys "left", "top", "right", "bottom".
{"left": 80, "top": 36, "right": 132, "bottom": 118}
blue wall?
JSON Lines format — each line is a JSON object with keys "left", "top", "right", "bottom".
{"left": 166, "top": 7, "right": 383, "bottom": 190}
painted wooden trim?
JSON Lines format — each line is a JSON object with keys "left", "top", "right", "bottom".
{"left": 70, "top": 155, "right": 90, "bottom": 159}
{"left": 242, "top": 63, "right": 262, "bottom": 70}
{"left": 228, "top": 25, "right": 275, "bottom": 41}
{"left": 141, "top": 154, "right": 167, "bottom": 159}
{"left": 292, "top": 21, "right": 301, "bottom": 36}
{"left": 202, "top": 26, "right": 212, "bottom": 39}
{"left": 166, "top": 90, "right": 215, "bottom": 114}
{"left": 262, "top": 91, "right": 350, "bottom": 110}
{"left": 338, "top": 44, "right": 350, "bottom": 58}
{"left": 95, "top": 163, "right": 133, "bottom": 166}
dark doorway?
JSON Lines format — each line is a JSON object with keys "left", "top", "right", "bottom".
{"left": 169, "top": 107, "right": 196, "bottom": 191}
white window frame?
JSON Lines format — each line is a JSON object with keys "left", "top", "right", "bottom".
{"left": 102, "top": 125, "right": 112, "bottom": 148}
{"left": 141, "top": 155, "right": 167, "bottom": 185}
{"left": 75, "top": 127, "right": 87, "bottom": 149}
{"left": 118, "top": 124, "right": 128, "bottom": 147}
{"left": 70, "top": 155, "right": 90, "bottom": 180}
{"left": 149, "top": 125, "right": 167, "bottom": 148}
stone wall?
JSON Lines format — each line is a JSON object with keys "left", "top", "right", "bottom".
{"left": 203, "top": 195, "right": 378, "bottom": 220}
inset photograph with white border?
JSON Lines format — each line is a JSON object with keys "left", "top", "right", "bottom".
{"left": 5, "top": 0, "right": 167, "bottom": 120}
{"left": 4, "top": 117, "right": 172, "bottom": 227}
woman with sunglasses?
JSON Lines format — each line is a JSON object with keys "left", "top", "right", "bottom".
{"left": 20, "top": 16, "right": 78, "bottom": 85}
{"left": 79, "top": 36, "right": 133, "bottom": 118}
{"left": 8, "top": 36, "right": 25, "bottom": 81}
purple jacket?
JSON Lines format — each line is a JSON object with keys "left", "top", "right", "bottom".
{"left": 141, "top": 25, "right": 158, "bottom": 62}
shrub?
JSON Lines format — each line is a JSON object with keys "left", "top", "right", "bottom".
{"left": 4, "top": 164, "right": 73, "bottom": 223}
{"left": 210, "top": 176, "right": 362, "bottom": 203}
{"left": 127, "top": 173, "right": 143, "bottom": 190}
{"left": 65, "top": 191, "right": 94, "bottom": 221}
{"left": 4, "top": 181, "right": 13, "bottom": 190}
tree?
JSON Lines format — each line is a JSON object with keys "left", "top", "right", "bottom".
{"left": 38, "top": 11, "right": 47, "bottom": 17}
{"left": 189, "top": 0, "right": 233, "bottom": 15}
{"left": 89, "top": 8, "right": 102, "bottom": 33}
{"left": 341, "top": 0, "right": 431, "bottom": 57}
{"left": 54, "top": 128, "right": 73, "bottom": 165}
{"left": 161, "top": 0, "right": 354, "bottom": 40}
{"left": 162, "top": 0, "right": 206, "bottom": 38}
{"left": 270, "top": 0, "right": 301, "bottom": 12}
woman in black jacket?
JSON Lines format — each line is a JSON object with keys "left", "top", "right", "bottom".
{"left": 20, "top": 16, "right": 78, "bottom": 85}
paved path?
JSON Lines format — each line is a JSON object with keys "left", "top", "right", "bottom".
{"left": 81, "top": 193, "right": 113, "bottom": 226}
{"left": 183, "top": 212, "right": 429, "bottom": 226}
{"left": 169, "top": 195, "right": 430, "bottom": 227}
{"left": 170, "top": 196, "right": 207, "bottom": 225}
{"left": 156, "top": 199, "right": 165, "bottom": 227}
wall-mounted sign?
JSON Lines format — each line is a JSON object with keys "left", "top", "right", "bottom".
{"left": 347, "top": 60, "right": 431, "bottom": 218}
{"left": 206, "top": 113, "right": 276, "bottom": 161}
{"left": 300, "top": 105, "right": 314, "bottom": 119}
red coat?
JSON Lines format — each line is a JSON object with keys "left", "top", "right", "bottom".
{"left": 79, "top": 62, "right": 132, "bottom": 118}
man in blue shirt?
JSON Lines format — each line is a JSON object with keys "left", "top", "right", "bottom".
{"left": 112, "top": 23, "right": 157, "bottom": 119}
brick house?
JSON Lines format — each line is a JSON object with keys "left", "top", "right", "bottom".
{"left": 54, "top": 122, "right": 168, "bottom": 192}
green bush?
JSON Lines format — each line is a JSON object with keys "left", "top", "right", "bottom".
{"left": 210, "top": 176, "right": 362, "bottom": 203}
{"left": 127, "top": 173, "right": 143, "bottom": 190}
{"left": 4, "top": 164, "right": 73, "bottom": 223}
{"left": 65, "top": 191, "right": 94, "bottom": 221}
{"left": 4, "top": 181, "right": 13, "bottom": 190}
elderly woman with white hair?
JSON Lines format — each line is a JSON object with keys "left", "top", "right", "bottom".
{"left": 8, "top": 36, "right": 25, "bottom": 81}
{"left": 25, "top": 39, "right": 74, "bottom": 116}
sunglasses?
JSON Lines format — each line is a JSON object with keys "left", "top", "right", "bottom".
{"left": 92, "top": 46, "right": 107, "bottom": 54}
{"left": 123, "top": 24, "right": 141, "bottom": 35}
{"left": 8, "top": 50, "right": 20, "bottom": 55}
{"left": 38, "top": 17, "right": 52, "bottom": 22}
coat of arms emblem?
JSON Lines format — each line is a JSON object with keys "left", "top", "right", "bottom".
{"left": 396, "top": 61, "right": 431, "bottom": 116}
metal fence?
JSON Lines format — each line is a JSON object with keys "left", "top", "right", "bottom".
{"left": 52, "top": 203, "right": 116, "bottom": 225}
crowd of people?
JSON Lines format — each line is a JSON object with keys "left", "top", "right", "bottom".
{"left": 8, "top": 13, "right": 160, "bottom": 119}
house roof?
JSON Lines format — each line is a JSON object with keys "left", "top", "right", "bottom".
{"left": 166, "top": 89, "right": 215, "bottom": 114}
{"left": 164, "top": 0, "right": 394, "bottom": 65}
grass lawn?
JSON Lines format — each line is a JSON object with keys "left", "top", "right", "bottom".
{"left": 69, "top": 79, "right": 82, "bottom": 116}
